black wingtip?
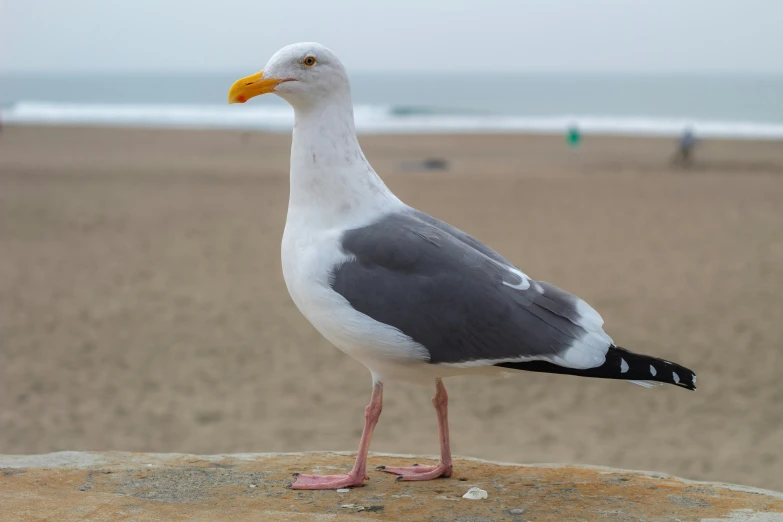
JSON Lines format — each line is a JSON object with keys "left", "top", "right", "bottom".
{"left": 496, "top": 345, "right": 697, "bottom": 391}
{"left": 650, "top": 352, "right": 697, "bottom": 391}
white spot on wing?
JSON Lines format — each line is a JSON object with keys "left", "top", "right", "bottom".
{"left": 501, "top": 267, "right": 531, "bottom": 290}
{"left": 620, "top": 358, "right": 629, "bottom": 373}
{"left": 672, "top": 371, "right": 680, "bottom": 384}
{"left": 692, "top": 374, "right": 696, "bottom": 385}
{"left": 650, "top": 365, "right": 657, "bottom": 376}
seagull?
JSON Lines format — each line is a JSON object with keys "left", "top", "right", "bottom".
{"left": 228, "top": 42, "right": 697, "bottom": 490}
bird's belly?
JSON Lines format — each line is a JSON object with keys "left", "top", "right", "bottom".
{"left": 281, "top": 229, "right": 430, "bottom": 379}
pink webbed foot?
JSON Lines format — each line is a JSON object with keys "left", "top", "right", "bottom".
{"left": 290, "top": 472, "right": 367, "bottom": 490}
{"left": 376, "top": 462, "right": 453, "bottom": 481}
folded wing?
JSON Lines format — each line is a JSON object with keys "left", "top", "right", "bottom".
{"left": 330, "top": 209, "right": 613, "bottom": 369}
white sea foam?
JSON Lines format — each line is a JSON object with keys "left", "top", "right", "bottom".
{"left": 3, "top": 101, "right": 783, "bottom": 139}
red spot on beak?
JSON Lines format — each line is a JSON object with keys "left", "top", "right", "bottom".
{"left": 237, "top": 95, "right": 247, "bottom": 103}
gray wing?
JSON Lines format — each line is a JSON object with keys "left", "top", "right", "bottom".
{"left": 331, "top": 209, "right": 612, "bottom": 368}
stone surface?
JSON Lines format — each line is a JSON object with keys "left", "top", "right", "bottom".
{"left": 1, "top": 451, "right": 782, "bottom": 521}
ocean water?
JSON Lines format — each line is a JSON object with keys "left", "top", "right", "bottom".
{"left": 2, "top": 72, "right": 782, "bottom": 138}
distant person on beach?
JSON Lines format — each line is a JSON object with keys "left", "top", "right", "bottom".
{"left": 672, "top": 126, "right": 697, "bottom": 167}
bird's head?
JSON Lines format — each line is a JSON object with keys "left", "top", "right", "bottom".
{"left": 228, "top": 42, "right": 349, "bottom": 109}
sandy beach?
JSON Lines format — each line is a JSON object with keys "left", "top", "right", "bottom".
{"left": 1, "top": 125, "right": 782, "bottom": 491}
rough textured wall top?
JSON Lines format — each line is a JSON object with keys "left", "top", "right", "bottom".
{"left": 1, "top": 451, "right": 782, "bottom": 521}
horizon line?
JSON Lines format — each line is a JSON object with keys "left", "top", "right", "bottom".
{"left": 3, "top": 69, "right": 783, "bottom": 77}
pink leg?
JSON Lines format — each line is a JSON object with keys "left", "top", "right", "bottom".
{"left": 378, "top": 378, "right": 453, "bottom": 481}
{"left": 291, "top": 382, "right": 382, "bottom": 489}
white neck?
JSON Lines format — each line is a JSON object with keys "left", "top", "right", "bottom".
{"left": 286, "top": 94, "right": 401, "bottom": 228}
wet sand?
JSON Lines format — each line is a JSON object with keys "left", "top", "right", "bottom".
{"left": 1, "top": 126, "right": 782, "bottom": 490}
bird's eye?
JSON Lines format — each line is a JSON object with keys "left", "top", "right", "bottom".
{"left": 303, "top": 56, "right": 317, "bottom": 67}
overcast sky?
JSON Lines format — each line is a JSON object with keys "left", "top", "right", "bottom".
{"left": 2, "top": 0, "right": 782, "bottom": 74}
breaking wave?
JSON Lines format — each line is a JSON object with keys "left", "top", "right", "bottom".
{"left": 3, "top": 101, "right": 783, "bottom": 139}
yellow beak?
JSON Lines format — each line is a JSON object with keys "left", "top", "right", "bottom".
{"left": 228, "top": 71, "right": 286, "bottom": 104}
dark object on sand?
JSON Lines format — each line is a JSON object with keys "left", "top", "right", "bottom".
{"left": 422, "top": 158, "right": 449, "bottom": 170}
{"left": 399, "top": 158, "right": 450, "bottom": 172}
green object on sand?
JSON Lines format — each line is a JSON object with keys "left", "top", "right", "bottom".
{"left": 567, "top": 126, "right": 582, "bottom": 148}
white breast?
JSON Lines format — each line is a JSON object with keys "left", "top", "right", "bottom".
{"left": 281, "top": 220, "right": 432, "bottom": 383}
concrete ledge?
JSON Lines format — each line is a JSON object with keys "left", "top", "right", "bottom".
{"left": 2, "top": 451, "right": 782, "bottom": 521}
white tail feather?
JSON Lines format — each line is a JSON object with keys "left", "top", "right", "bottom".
{"left": 629, "top": 380, "right": 664, "bottom": 389}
